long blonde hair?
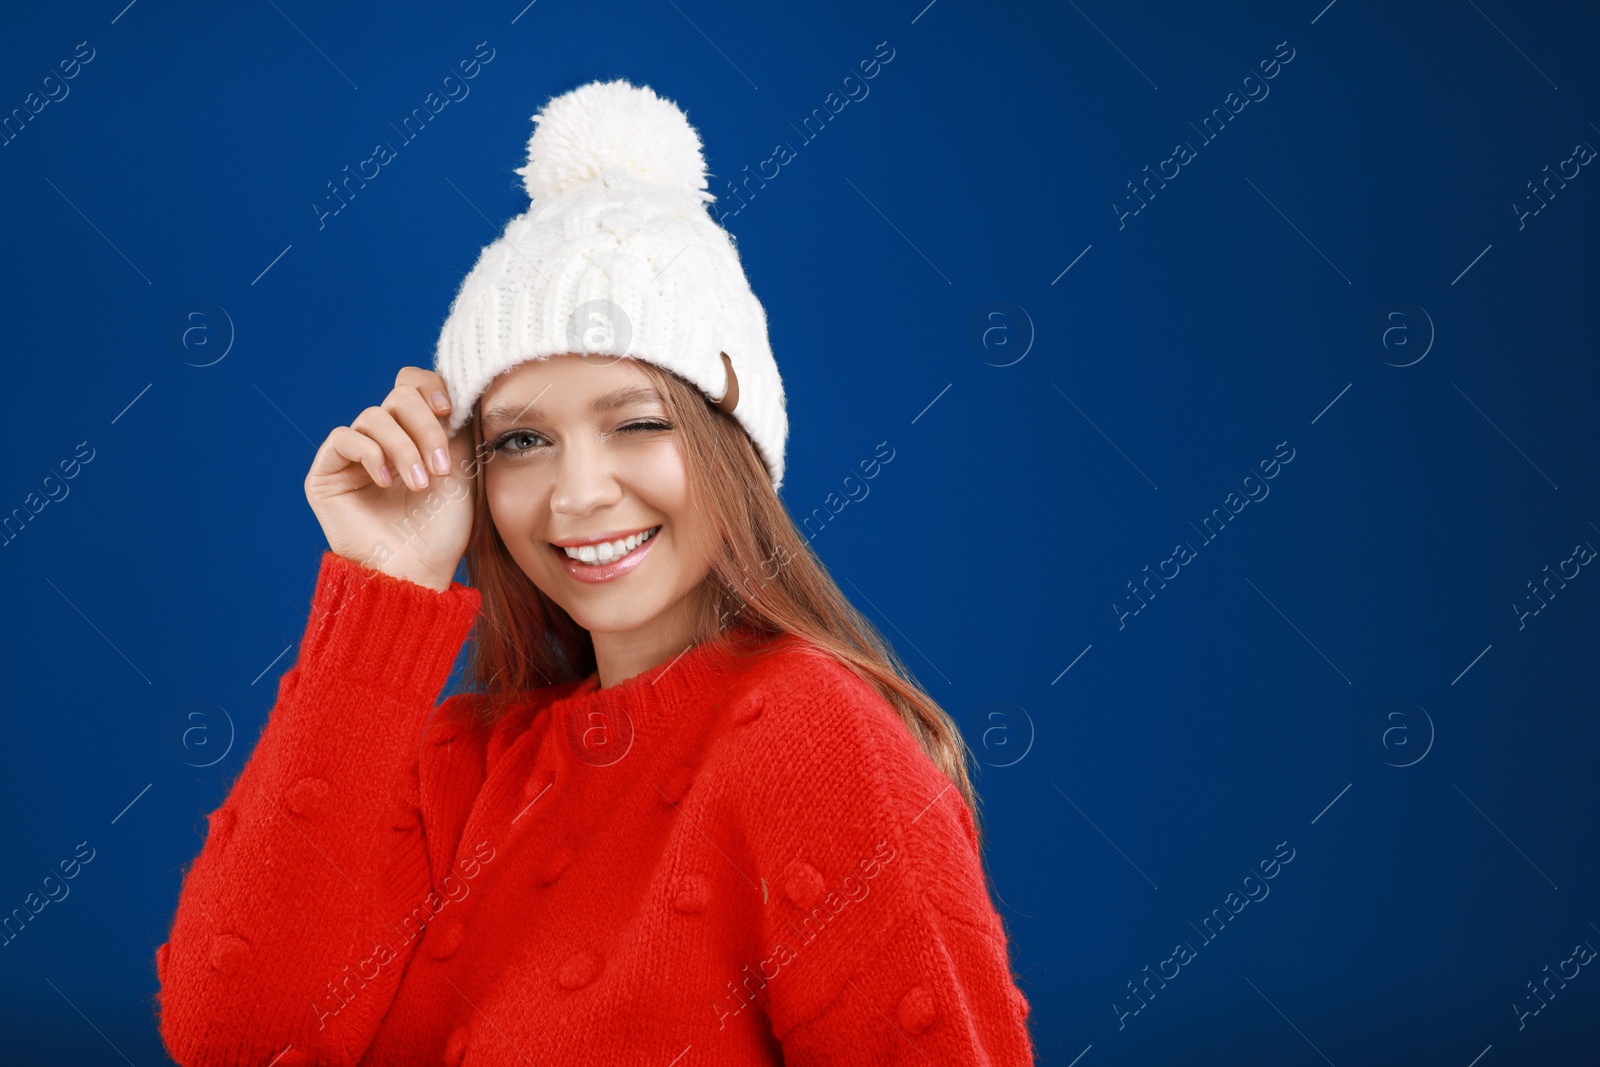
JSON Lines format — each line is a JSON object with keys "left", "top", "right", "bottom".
{"left": 458, "top": 359, "right": 985, "bottom": 841}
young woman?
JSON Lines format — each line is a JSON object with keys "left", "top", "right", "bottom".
{"left": 156, "top": 80, "right": 1035, "bottom": 1065}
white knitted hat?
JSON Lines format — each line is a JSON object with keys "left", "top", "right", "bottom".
{"left": 433, "top": 78, "right": 788, "bottom": 491}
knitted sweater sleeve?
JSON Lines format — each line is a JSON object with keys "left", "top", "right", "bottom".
{"left": 724, "top": 648, "right": 1036, "bottom": 1065}
{"left": 155, "top": 551, "right": 482, "bottom": 1067}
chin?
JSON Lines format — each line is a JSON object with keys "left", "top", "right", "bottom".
{"left": 567, "top": 602, "right": 660, "bottom": 636}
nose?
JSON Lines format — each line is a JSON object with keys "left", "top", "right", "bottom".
{"left": 548, "top": 434, "right": 622, "bottom": 518}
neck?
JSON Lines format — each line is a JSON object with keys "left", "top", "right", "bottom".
{"left": 589, "top": 596, "right": 704, "bottom": 689}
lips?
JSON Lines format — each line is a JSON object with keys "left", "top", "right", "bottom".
{"left": 550, "top": 524, "right": 661, "bottom": 585}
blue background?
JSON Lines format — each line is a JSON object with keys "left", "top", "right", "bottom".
{"left": 3, "top": 0, "right": 1597, "bottom": 1063}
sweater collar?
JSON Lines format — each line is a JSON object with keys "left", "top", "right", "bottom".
{"left": 544, "top": 626, "right": 772, "bottom": 766}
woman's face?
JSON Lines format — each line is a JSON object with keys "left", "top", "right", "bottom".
{"left": 478, "top": 354, "right": 716, "bottom": 648}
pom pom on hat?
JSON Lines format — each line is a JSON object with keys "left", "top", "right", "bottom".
{"left": 515, "top": 78, "right": 712, "bottom": 202}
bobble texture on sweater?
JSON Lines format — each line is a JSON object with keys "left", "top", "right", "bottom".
{"left": 155, "top": 551, "right": 1036, "bottom": 1065}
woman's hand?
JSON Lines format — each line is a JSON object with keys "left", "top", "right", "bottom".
{"left": 305, "top": 367, "right": 478, "bottom": 592}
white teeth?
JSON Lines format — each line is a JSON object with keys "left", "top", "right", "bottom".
{"left": 563, "top": 526, "right": 658, "bottom": 565}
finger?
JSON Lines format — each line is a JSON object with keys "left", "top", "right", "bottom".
{"left": 308, "top": 426, "right": 391, "bottom": 492}
{"left": 385, "top": 383, "right": 454, "bottom": 479}
{"left": 313, "top": 428, "right": 395, "bottom": 489}
{"left": 396, "top": 365, "right": 454, "bottom": 418}
{"left": 352, "top": 404, "right": 431, "bottom": 491}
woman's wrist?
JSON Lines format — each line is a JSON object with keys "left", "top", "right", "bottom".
{"left": 337, "top": 552, "right": 454, "bottom": 593}
{"left": 386, "top": 565, "right": 454, "bottom": 593}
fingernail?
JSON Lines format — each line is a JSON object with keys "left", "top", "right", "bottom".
{"left": 433, "top": 390, "right": 451, "bottom": 411}
{"left": 432, "top": 447, "right": 450, "bottom": 475}
{"left": 378, "top": 464, "right": 393, "bottom": 486}
{"left": 410, "top": 463, "right": 429, "bottom": 489}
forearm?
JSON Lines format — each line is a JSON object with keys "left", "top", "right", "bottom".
{"left": 156, "top": 552, "right": 480, "bottom": 1065}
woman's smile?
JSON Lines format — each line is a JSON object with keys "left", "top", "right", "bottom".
{"left": 550, "top": 523, "right": 663, "bottom": 583}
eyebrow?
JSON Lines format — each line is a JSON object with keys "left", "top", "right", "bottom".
{"left": 480, "top": 385, "right": 665, "bottom": 429}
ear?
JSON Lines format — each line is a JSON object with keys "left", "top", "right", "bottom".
{"left": 715, "top": 351, "right": 740, "bottom": 414}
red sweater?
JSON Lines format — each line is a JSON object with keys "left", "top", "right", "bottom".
{"left": 156, "top": 551, "right": 1036, "bottom": 1065}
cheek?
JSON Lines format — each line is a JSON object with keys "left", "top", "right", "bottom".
{"left": 638, "top": 443, "right": 709, "bottom": 563}
{"left": 484, "top": 465, "right": 544, "bottom": 540}
{"left": 484, "top": 471, "right": 511, "bottom": 527}
{"left": 636, "top": 440, "right": 691, "bottom": 513}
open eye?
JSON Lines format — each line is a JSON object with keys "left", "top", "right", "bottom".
{"left": 489, "top": 430, "right": 548, "bottom": 455}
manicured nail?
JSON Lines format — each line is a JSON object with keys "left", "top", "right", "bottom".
{"left": 378, "top": 464, "right": 393, "bottom": 486}
{"left": 410, "top": 463, "right": 429, "bottom": 489}
{"left": 432, "top": 447, "right": 450, "bottom": 475}
{"left": 432, "top": 390, "right": 451, "bottom": 411}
